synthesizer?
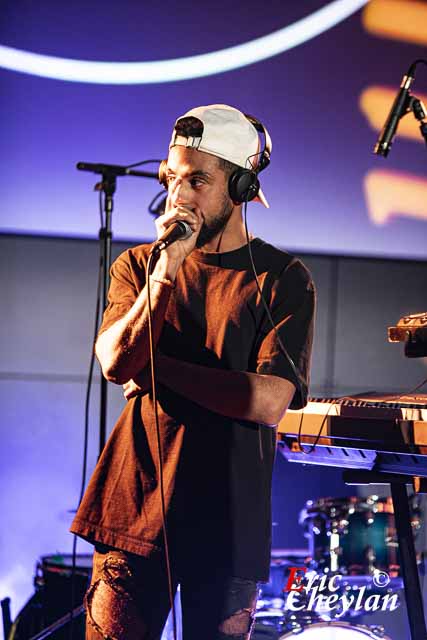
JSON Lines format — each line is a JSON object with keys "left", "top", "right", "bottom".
{"left": 277, "top": 393, "right": 427, "bottom": 476}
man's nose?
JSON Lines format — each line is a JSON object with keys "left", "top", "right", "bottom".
{"left": 170, "top": 178, "right": 193, "bottom": 208}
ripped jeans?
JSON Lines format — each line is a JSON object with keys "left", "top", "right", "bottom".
{"left": 85, "top": 546, "right": 259, "bottom": 640}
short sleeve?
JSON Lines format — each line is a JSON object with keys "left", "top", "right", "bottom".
{"left": 98, "top": 250, "right": 141, "bottom": 336}
{"left": 256, "top": 259, "right": 315, "bottom": 409}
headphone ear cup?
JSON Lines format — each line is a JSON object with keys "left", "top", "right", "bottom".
{"left": 158, "top": 160, "right": 168, "bottom": 188}
{"left": 228, "top": 169, "right": 260, "bottom": 204}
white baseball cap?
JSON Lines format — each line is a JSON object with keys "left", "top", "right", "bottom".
{"left": 169, "top": 104, "right": 270, "bottom": 207}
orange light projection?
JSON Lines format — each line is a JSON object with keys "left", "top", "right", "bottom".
{"left": 364, "top": 169, "right": 427, "bottom": 225}
{"left": 361, "top": 0, "right": 427, "bottom": 233}
{"left": 363, "top": 0, "right": 427, "bottom": 46}
{"left": 360, "top": 86, "right": 427, "bottom": 142}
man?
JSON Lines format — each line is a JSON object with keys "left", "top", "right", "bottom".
{"left": 71, "top": 104, "right": 315, "bottom": 639}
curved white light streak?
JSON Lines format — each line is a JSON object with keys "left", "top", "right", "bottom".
{"left": 0, "top": 0, "right": 369, "bottom": 84}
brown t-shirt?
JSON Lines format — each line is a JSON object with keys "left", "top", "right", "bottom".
{"left": 71, "top": 238, "right": 315, "bottom": 581}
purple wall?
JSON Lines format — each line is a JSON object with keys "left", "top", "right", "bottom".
{"left": 1, "top": 0, "right": 427, "bottom": 257}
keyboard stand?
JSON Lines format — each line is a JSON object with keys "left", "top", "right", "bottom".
{"left": 343, "top": 470, "right": 427, "bottom": 640}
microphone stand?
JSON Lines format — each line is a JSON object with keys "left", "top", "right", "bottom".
{"left": 96, "top": 169, "right": 115, "bottom": 456}
{"left": 410, "top": 96, "right": 427, "bottom": 149}
{"left": 77, "top": 161, "right": 158, "bottom": 456}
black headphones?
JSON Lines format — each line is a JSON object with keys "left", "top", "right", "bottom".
{"left": 158, "top": 113, "right": 271, "bottom": 205}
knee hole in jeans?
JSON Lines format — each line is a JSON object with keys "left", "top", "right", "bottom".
{"left": 85, "top": 555, "right": 147, "bottom": 640}
{"left": 102, "top": 553, "right": 135, "bottom": 596}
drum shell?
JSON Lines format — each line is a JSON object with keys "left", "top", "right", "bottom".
{"left": 252, "top": 620, "right": 392, "bottom": 639}
{"left": 37, "top": 553, "right": 92, "bottom": 620}
{"left": 9, "top": 554, "right": 91, "bottom": 640}
{"left": 300, "top": 496, "right": 421, "bottom": 577}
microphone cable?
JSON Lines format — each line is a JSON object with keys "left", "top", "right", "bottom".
{"left": 242, "top": 196, "right": 329, "bottom": 459}
{"left": 244, "top": 209, "right": 403, "bottom": 456}
{"left": 242, "top": 199, "right": 306, "bottom": 413}
{"left": 145, "top": 251, "right": 177, "bottom": 640}
{"left": 409, "top": 59, "right": 427, "bottom": 75}
{"left": 69, "top": 188, "right": 105, "bottom": 639}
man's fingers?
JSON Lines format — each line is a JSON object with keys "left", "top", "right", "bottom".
{"left": 123, "top": 386, "right": 139, "bottom": 400}
{"left": 156, "top": 206, "right": 202, "bottom": 237}
{"left": 157, "top": 209, "right": 198, "bottom": 231}
{"left": 123, "top": 380, "right": 137, "bottom": 397}
{"left": 123, "top": 376, "right": 149, "bottom": 401}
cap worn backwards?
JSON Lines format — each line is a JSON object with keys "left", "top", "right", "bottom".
{"left": 169, "top": 104, "right": 270, "bottom": 207}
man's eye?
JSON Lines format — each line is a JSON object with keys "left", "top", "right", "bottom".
{"left": 190, "top": 178, "right": 204, "bottom": 188}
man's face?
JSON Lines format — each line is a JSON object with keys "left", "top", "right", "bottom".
{"left": 165, "top": 146, "right": 234, "bottom": 248}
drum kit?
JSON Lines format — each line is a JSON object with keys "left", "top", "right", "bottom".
{"left": 253, "top": 495, "right": 422, "bottom": 640}
{"left": 6, "top": 495, "right": 422, "bottom": 640}
{"left": 8, "top": 554, "right": 91, "bottom": 639}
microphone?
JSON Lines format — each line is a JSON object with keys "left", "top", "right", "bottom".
{"left": 151, "top": 221, "right": 193, "bottom": 255}
{"left": 374, "top": 66, "right": 415, "bottom": 157}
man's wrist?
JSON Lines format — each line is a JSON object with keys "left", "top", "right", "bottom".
{"left": 153, "top": 253, "right": 181, "bottom": 281}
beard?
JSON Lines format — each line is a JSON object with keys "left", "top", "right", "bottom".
{"left": 196, "top": 195, "right": 234, "bottom": 249}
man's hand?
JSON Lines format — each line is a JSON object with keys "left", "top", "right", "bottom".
{"left": 123, "top": 369, "right": 151, "bottom": 401}
{"left": 155, "top": 200, "right": 203, "bottom": 264}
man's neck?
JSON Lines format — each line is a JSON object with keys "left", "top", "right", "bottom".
{"left": 201, "top": 212, "right": 252, "bottom": 253}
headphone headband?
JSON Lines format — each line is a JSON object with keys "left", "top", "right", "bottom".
{"left": 243, "top": 113, "right": 272, "bottom": 174}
